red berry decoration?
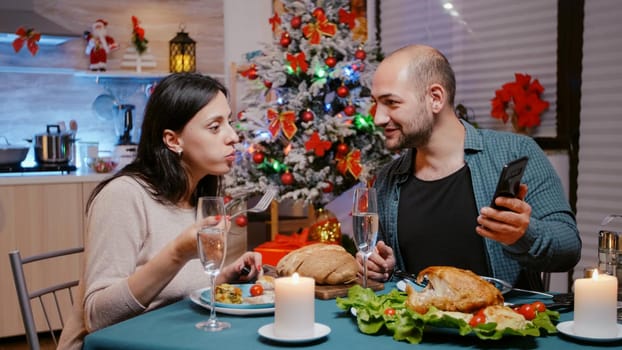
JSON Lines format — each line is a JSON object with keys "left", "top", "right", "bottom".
{"left": 247, "top": 68, "right": 258, "bottom": 80}
{"left": 281, "top": 172, "right": 294, "bottom": 186}
{"left": 223, "top": 195, "right": 233, "bottom": 204}
{"left": 235, "top": 215, "right": 248, "bottom": 227}
{"left": 252, "top": 152, "right": 265, "bottom": 164}
{"left": 291, "top": 15, "right": 302, "bottom": 29}
{"left": 337, "top": 85, "right": 349, "bottom": 98}
{"left": 344, "top": 104, "right": 356, "bottom": 116}
{"left": 313, "top": 7, "right": 325, "bottom": 18}
{"left": 336, "top": 143, "right": 348, "bottom": 155}
{"left": 322, "top": 181, "right": 334, "bottom": 193}
{"left": 280, "top": 33, "right": 291, "bottom": 47}
{"left": 325, "top": 56, "right": 337, "bottom": 68}
{"left": 301, "top": 109, "right": 314, "bottom": 122}
{"left": 264, "top": 80, "right": 272, "bottom": 89}
{"left": 355, "top": 48, "right": 367, "bottom": 60}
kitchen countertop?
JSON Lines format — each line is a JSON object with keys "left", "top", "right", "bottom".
{"left": 0, "top": 168, "right": 111, "bottom": 185}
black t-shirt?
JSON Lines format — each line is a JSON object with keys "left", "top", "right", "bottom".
{"left": 397, "top": 165, "right": 490, "bottom": 276}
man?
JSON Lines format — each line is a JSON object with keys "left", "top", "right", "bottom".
{"left": 365, "top": 45, "right": 581, "bottom": 289}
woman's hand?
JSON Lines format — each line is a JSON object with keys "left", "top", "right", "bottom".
{"left": 216, "top": 251, "right": 263, "bottom": 284}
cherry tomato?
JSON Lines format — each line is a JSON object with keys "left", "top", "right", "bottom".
{"left": 469, "top": 313, "right": 486, "bottom": 327}
{"left": 531, "top": 301, "right": 546, "bottom": 313}
{"left": 518, "top": 303, "right": 536, "bottom": 320}
{"left": 383, "top": 307, "right": 396, "bottom": 316}
{"left": 249, "top": 284, "right": 263, "bottom": 296}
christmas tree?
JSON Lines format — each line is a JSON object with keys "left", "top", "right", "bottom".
{"left": 225, "top": 0, "right": 392, "bottom": 209}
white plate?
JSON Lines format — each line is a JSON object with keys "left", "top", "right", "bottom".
{"left": 396, "top": 276, "right": 512, "bottom": 295}
{"left": 258, "top": 323, "right": 331, "bottom": 343}
{"left": 189, "top": 288, "right": 274, "bottom": 316}
{"left": 556, "top": 321, "right": 622, "bottom": 342}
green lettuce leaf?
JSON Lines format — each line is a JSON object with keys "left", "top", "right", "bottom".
{"left": 336, "top": 285, "right": 560, "bottom": 344}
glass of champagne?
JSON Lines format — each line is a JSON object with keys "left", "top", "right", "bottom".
{"left": 351, "top": 187, "right": 379, "bottom": 288}
{"left": 196, "top": 196, "right": 230, "bottom": 331}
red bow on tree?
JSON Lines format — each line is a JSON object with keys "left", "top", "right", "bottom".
{"left": 336, "top": 149, "right": 362, "bottom": 178}
{"left": 267, "top": 108, "right": 298, "bottom": 139}
{"left": 269, "top": 12, "right": 281, "bottom": 33}
{"left": 286, "top": 52, "right": 308, "bottom": 73}
{"left": 338, "top": 8, "right": 356, "bottom": 29}
{"left": 304, "top": 131, "right": 332, "bottom": 157}
{"left": 302, "top": 12, "right": 336, "bottom": 45}
{"left": 12, "top": 27, "right": 41, "bottom": 56}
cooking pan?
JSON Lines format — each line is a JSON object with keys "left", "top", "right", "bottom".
{"left": 27, "top": 124, "right": 75, "bottom": 164}
{"left": 0, "top": 136, "right": 29, "bottom": 165}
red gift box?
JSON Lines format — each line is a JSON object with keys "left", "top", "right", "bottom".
{"left": 254, "top": 228, "right": 314, "bottom": 266}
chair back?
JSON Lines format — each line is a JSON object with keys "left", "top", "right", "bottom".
{"left": 8, "top": 247, "right": 83, "bottom": 350}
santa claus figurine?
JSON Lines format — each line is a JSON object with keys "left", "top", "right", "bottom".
{"left": 84, "top": 19, "right": 119, "bottom": 71}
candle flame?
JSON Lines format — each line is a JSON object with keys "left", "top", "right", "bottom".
{"left": 592, "top": 269, "right": 599, "bottom": 280}
{"left": 292, "top": 272, "right": 299, "bottom": 282}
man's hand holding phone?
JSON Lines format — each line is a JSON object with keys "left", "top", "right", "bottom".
{"left": 476, "top": 157, "right": 532, "bottom": 245}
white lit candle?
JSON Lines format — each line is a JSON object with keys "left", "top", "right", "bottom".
{"left": 573, "top": 269, "right": 618, "bottom": 337}
{"left": 274, "top": 273, "right": 315, "bottom": 338}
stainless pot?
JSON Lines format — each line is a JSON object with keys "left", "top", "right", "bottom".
{"left": 32, "top": 124, "right": 74, "bottom": 164}
{"left": 0, "top": 136, "right": 29, "bottom": 165}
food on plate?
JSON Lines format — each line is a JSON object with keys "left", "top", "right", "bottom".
{"left": 336, "top": 285, "right": 560, "bottom": 344}
{"left": 250, "top": 284, "right": 264, "bottom": 296}
{"left": 256, "top": 275, "right": 275, "bottom": 291}
{"left": 405, "top": 266, "right": 504, "bottom": 314}
{"left": 214, "top": 283, "right": 243, "bottom": 304}
{"left": 276, "top": 243, "right": 358, "bottom": 285}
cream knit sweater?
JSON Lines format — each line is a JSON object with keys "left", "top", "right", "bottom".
{"left": 58, "top": 176, "right": 208, "bottom": 349}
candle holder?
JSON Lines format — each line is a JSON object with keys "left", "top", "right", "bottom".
{"left": 169, "top": 26, "right": 196, "bottom": 73}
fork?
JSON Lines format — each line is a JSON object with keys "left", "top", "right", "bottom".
{"left": 229, "top": 187, "right": 278, "bottom": 218}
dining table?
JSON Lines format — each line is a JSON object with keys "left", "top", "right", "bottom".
{"left": 83, "top": 283, "right": 622, "bottom": 350}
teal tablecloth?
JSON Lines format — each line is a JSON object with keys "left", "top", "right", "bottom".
{"left": 83, "top": 285, "right": 621, "bottom": 350}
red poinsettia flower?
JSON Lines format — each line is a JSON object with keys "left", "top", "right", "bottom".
{"left": 131, "top": 16, "right": 148, "bottom": 54}
{"left": 490, "top": 73, "right": 549, "bottom": 130}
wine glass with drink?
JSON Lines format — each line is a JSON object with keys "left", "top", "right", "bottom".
{"left": 351, "top": 187, "right": 379, "bottom": 288}
{"left": 196, "top": 196, "right": 230, "bottom": 331}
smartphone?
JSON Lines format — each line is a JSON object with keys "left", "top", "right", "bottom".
{"left": 490, "top": 156, "right": 529, "bottom": 210}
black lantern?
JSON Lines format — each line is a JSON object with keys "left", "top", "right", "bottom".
{"left": 169, "top": 28, "right": 196, "bottom": 73}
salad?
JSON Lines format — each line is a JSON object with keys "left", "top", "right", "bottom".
{"left": 336, "top": 285, "right": 559, "bottom": 344}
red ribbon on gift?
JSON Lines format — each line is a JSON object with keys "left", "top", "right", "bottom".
{"left": 302, "top": 13, "right": 336, "bottom": 45}
{"left": 12, "top": 27, "right": 41, "bottom": 56}
{"left": 258, "top": 228, "right": 310, "bottom": 250}
{"left": 336, "top": 149, "right": 362, "bottom": 178}
{"left": 267, "top": 108, "right": 298, "bottom": 139}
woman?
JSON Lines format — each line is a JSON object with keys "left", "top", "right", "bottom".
{"left": 58, "top": 73, "right": 262, "bottom": 349}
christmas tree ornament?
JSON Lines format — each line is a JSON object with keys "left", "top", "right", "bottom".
{"left": 234, "top": 215, "right": 248, "bottom": 228}
{"left": 286, "top": 52, "right": 308, "bottom": 73}
{"left": 336, "top": 143, "right": 348, "bottom": 155}
{"left": 305, "top": 131, "right": 332, "bottom": 157}
{"left": 312, "top": 7, "right": 325, "bottom": 18}
{"left": 12, "top": 27, "right": 41, "bottom": 56}
{"left": 325, "top": 56, "right": 337, "bottom": 68}
{"left": 336, "top": 149, "right": 362, "bottom": 178}
{"left": 280, "top": 32, "right": 291, "bottom": 47}
{"left": 237, "top": 110, "right": 246, "bottom": 120}
{"left": 338, "top": 8, "right": 356, "bottom": 29}
{"left": 322, "top": 181, "right": 334, "bottom": 193}
{"left": 267, "top": 108, "right": 298, "bottom": 139}
{"left": 269, "top": 12, "right": 282, "bottom": 32}
{"left": 355, "top": 48, "right": 367, "bottom": 60}
{"left": 291, "top": 15, "right": 302, "bottom": 29}
{"left": 301, "top": 109, "right": 314, "bottom": 122}
{"left": 344, "top": 104, "right": 356, "bottom": 116}
{"left": 264, "top": 80, "right": 273, "bottom": 89}
{"left": 252, "top": 151, "right": 265, "bottom": 164}
{"left": 337, "top": 85, "right": 349, "bottom": 98}
{"left": 302, "top": 10, "right": 337, "bottom": 45}
{"left": 309, "top": 208, "right": 341, "bottom": 243}
{"left": 281, "top": 171, "right": 294, "bottom": 186}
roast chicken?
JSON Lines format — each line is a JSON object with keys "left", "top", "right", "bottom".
{"left": 405, "top": 266, "right": 504, "bottom": 314}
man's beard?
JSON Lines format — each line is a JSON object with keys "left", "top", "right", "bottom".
{"left": 387, "top": 111, "right": 435, "bottom": 151}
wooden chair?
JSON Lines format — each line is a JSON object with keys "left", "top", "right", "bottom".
{"left": 8, "top": 247, "right": 83, "bottom": 350}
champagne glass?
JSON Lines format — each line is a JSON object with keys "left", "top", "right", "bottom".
{"left": 351, "top": 187, "right": 379, "bottom": 288}
{"left": 196, "top": 196, "right": 230, "bottom": 331}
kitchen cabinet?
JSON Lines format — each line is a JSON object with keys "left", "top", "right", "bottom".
{"left": 0, "top": 180, "right": 97, "bottom": 338}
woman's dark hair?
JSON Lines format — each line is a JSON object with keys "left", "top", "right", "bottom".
{"left": 87, "top": 73, "right": 228, "bottom": 211}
